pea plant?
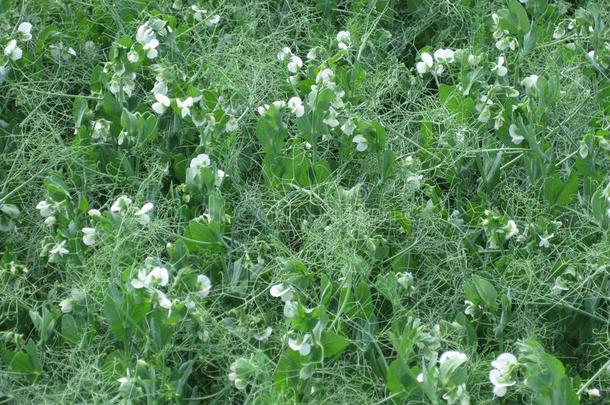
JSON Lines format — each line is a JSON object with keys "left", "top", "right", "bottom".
{"left": 1, "top": 0, "right": 609, "bottom": 404}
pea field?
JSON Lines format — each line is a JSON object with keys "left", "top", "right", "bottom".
{"left": 0, "top": 0, "right": 609, "bottom": 403}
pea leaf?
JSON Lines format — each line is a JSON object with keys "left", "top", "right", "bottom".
{"left": 509, "top": 0, "right": 530, "bottom": 31}
{"left": 321, "top": 331, "right": 349, "bottom": 359}
{"left": 465, "top": 275, "right": 498, "bottom": 311}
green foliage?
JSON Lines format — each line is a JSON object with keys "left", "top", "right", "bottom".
{"left": 1, "top": 0, "right": 609, "bottom": 403}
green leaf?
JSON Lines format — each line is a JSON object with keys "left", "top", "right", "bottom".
{"left": 0, "top": 203, "right": 19, "bottom": 218}
{"left": 507, "top": 0, "right": 530, "bottom": 33}
{"left": 523, "top": 22, "right": 537, "bottom": 55}
{"left": 544, "top": 172, "right": 578, "bottom": 208}
{"left": 386, "top": 359, "right": 409, "bottom": 394}
{"left": 141, "top": 114, "right": 158, "bottom": 144}
{"left": 438, "top": 84, "right": 475, "bottom": 122}
{"left": 256, "top": 107, "right": 286, "bottom": 157}
{"left": 44, "top": 175, "right": 71, "bottom": 202}
{"left": 182, "top": 221, "right": 224, "bottom": 252}
{"left": 273, "top": 350, "right": 301, "bottom": 392}
{"left": 477, "top": 148, "right": 504, "bottom": 192}
{"left": 73, "top": 98, "right": 89, "bottom": 128}
{"left": 208, "top": 191, "right": 225, "bottom": 223}
{"left": 3, "top": 343, "right": 43, "bottom": 383}
{"left": 120, "top": 108, "right": 138, "bottom": 134}
{"left": 465, "top": 275, "right": 498, "bottom": 311}
{"left": 590, "top": 189, "right": 609, "bottom": 227}
{"left": 321, "top": 331, "right": 349, "bottom": 359}
{"left": 102, "top": 92, "right": 122, "bottom": 120}
{"left": 556, "top": 173, "right": 579, "bottom": 207}
{"left": 61, "top": 315, "right": 79, "bottom": 345}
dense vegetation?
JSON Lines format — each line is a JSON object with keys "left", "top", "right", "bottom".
{"left": 1, "top": 0, "right": 609, "bottom": 403}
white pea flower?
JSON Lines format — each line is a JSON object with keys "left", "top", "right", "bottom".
{"left": 253, "top": 326, "right": 273, "bottom": 342}
{"left": 579, "top": 140, "right": 589, "bottom": 159}
{"left": 521, "top": 74, "right": 539, "bottom": 90}
{"left": 0, "top": 64, "right": 9, "bottom": 83}
{"left": 270, "top": 283, "right": 293, "bottom": 302}
{"left": 434, "top": 48, "right": 454, "bottom": 64}
{"left": 287, "top": 55, "right": 303, "bottom": 74}
{"left": 416, "top": 373, "right": 424, "bottom": 383}
{"left": 288, "top": 334, "right": 311, "bottom": 356}
{"left": 341, "top": 119, "right": 356, "bottom": 136}
{"left": 464, "top": 300, "right": 476, "bottom": 316}
{"left": 406, "top": 175, "right": 423, "bottom": 187}
{"left": 336, "top": 30, "right": 351, "bottom": 50}
{"left": 50, "top": 240, "right": 69, "bottom": 257}
{"left": 152, "top": 93, "right": 171, "bottom": 114}
{"left": 492, "top": 56, "right": 508, "bottom": 77}
{"left": 505, "top": 220, "right": 519, "bottom": 239}
{"left": 476, "top": 94, "right": 493, "bottom": 112}
{"left": 135, "top": 202, "right": 154, "bottom": 225}
{"left": 538, "top": 233, "right": 554, "bottom": 248}
{"left": 439, "top": 351, "right": 468, "bottom": 366}
{"left": 44, "top": 216, "right": 56, "bottom": 226}
{"left": 468, "top": 54, "right": 482, "bottom": 66}
{"left": 190, "top": 153, "right": 211, "bottom": 169}
{"left": 149, "top": 266, "right": 169, "bottom": 287}
{"left": 206, "top": 15, "right": 221, "bottom": 26}
{"left": 130, "top": 269, "right": 149, "bottom": 289}
{"left": 156, "top": 290, "right": 172, "bottom": 309}
{"left": 494, "top": 112, "right": 505, "bottom": 130}
{"left": 191, "top": 5, "right": 207, "bottom": 21}
{"left": 127, "top": 50, "right": 139, "bottom": 63}
{"left": 477, "top": 106, "right": 491, "bottom": 123}
{"left": 91, "top": 119, "right": 111, "bottom": 141}
{"left": 323, "top": 112, "right": 339, "bottom": 127}
{"left": 136, "top": 25, "right": 159, "bottom": 59}
{"left": 4, "top": 40, "right": 23, "bottom": 61}
{"left": 277, "top": 47, "right": 292, "bottom": 61}
{"left": 152, "top": 79, "right": 168, "bottom": 95}
{"left": 111, "top": 195, "right": 133, "bottom": 213}
{"left": 397, "top": 272, "right": 414, "bottom": 291}
{"left": 416, "top": 52, "right": 434, "bottom": 75}
{"left": 117, "top": 376, "right": 130, "bottom": 386}
{"left": 49, "top": 43, "right": 76, "bottom": 61}
{"left": 228, "top": 360, "right": 248, "bottom": 390}
{"left": 489, "top": 353, "right": 518, "bottom": 397}
{"left": 131, "top": 266, "right": 169, "bottom": 289}
{"left": 552, "top": 25, "right": 565, "bottom": 40}
{"left": 197, "top": 274, "right": 212, "bottom": 297}
{"left": 272, "top": 100, "right": 286, "bottom": 109}
{"left": 287, "top": 96, "right": 305, "bottom": 117}
{"left": 306, "top": 48, "right": 317, "bottom": 60}
{"left": 215, "top": 169, "right": 227, "bottom": 187}
{"left": 176, "top": 97, "right": 196, "bottom": 118}
{"left": 36, "top": 200, "right": 53, "bottom": 217}
{"left": 17, "top": 22, "right": 33, "bottom": 41}
{"left": 352, "top": 134, "right": 368, "bottom": 152}
{"left": 552, "top": 276, "right": 570, "bottom": 295}
{"left": 88, "top": 209, "right": 102, "bottom": 217}
{"left": 443, "top": 384, "right": 469, "bottom": 404}
{"left": 585, "top": 388, "right": 601, "bottom": 398}
{"left": 506, "top": 87, "right": 519, "bottom": 98}
{"left": 225, "top": 117, "right": 239, "bottom": 132}
{"left": 509, "top": 124, "right": 524, "bottom": 144}
{"left": 315, "top": 68, "right": 334, "bottom": 84}
{"left": 331, "top": 96, "right": 344, "bottom": 110}
{"left": 59, "top": 298, "right": 73, "bottom": 313}
{"left": 82, "top": 227, "right": 96, "bottom": 246}
{"left": 496, "top": 36, "right": 518, "bottom": 51}
{"left": 283, "top": 300, "right": 297, "bottom": 318}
